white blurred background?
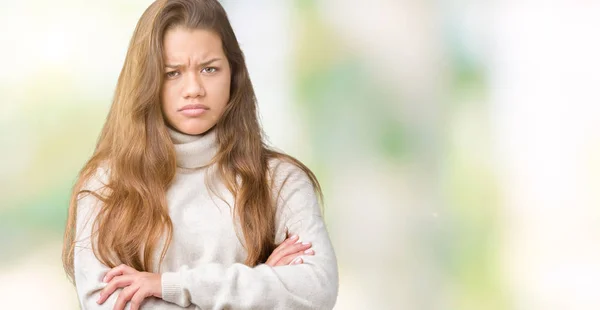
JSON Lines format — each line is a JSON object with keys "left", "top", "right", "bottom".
{"left": 1, "top": 0, "right": 599, "bottom": 309}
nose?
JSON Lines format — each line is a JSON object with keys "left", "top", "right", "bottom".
{"left": 182, "top": 72, "right": 206, "bottom": 98}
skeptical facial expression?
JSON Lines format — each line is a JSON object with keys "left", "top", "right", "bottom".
{"left": 161, "top": 27, "right": 231, "bottom": 135}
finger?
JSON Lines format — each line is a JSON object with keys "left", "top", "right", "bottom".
{"left": 129, "top": 287, "right": 149, "bottom": 310}
{"left": 97, "top": 275, "right": 133, "bottom": 304}
{"left": 290, "top": 257, "right": 303, "bottom": 265}
{"left": 104, "top": 264, "right": 137, "bottom": 283}
{"left": 273, "top": 241, "right": 311, "bottom": 261}
{"left": 113, "top": 285, "right": 139, "bottom": 310}
{"left": 277, "top": 249, "right": 315, "bottom": 266}
{"left": 272, "top": 234, "right": 299, "bottom": 255}
{"left": 275, "top": 241, "right": 312, "bottom": 260}
{"left": 266, "top": 235, "right": 300, "bottom": 265}
{"left": 269, "top": 241, "right": 312, "bottom": 266}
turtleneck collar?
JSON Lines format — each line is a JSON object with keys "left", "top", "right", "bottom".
{"left": 167, "top": 127, "right": 218, "bottom": 169}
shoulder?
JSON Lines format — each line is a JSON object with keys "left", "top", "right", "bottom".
{"left": 78, "top": 162, "right": 111, "bottom": 200}
{"left": 267, "top": 155, "right": 323, "bottom": 219}
{"left": 74, "top": 164, "right": 112, "bottom": 231}
{"left": 267, "top": 156, "right": 314, "bottom": 190}
{"left": 267, "top": 155, "right": 322, "bottom": 204}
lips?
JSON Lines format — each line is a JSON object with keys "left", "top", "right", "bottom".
{"left": 177, "top": 104, "right": 209, "bottom": 117}
{"left": 178, "top": 104, "right": 209, "bottom": 111}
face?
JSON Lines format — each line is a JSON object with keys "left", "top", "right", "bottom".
{"left": 161, "top": 27, "right": 231, "bottom": 135}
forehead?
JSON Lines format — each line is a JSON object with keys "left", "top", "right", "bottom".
{"left": 163, "top": 27, "right": 225, "bottom": 61}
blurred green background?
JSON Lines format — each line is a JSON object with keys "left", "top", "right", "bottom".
{"left": 1, "top": 1, "right": 599, "bottom": 309}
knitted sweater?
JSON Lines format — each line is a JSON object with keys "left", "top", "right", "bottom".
{"left": 73, "top": 128, "right": 339, "bottom": 309}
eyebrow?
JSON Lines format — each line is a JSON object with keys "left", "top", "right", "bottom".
{"left": 165, "top": 58, "right": 222, "bottom": 69}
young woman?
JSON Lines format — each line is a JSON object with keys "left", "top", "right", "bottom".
{"left": 61, "top": 0, "right": 338, "bottom": 309}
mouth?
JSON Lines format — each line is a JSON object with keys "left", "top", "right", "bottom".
{"left": 179, "top": 104, "right": 209, "bottom": 111}
{"left": 178, "top": 104, "right": 209, "bottom": 117}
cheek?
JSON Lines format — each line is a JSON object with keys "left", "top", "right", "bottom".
{"left": 161, "top": 85, "right": 177, "bottom": 111}
{"left": 216, "top": 75, "right": 231, "bottom": 106}
{"left": 160, "top": 86, "right": 177, "bottom": 124}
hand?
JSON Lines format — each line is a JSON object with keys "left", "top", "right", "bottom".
{"left": 265, "top": 234, "right": 315, "bottom": 266}
{"left": 97, "top": 264, "right": 162, "bottom": 310}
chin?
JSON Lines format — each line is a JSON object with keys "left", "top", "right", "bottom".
{"left": 177, "top": 123, "right": 214, "bottom": 135}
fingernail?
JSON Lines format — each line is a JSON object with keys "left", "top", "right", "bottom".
{"left": 293, "top": 257, "right": 303, "bottom": 264}
{"left": 290, "top": 235, "right": 298, "bottom": 240}
{"left": 102, "top": 276, "right": 107, "bottom": 283}
{"left": 302, "top": 241, "right": 311, "bottom": 245}
{"left": 304, "top": 249, "right": 314, "bottom": 254}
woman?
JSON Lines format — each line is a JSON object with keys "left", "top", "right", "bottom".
{"left": 61, "top": 0, "right": 338, "bottom": 309}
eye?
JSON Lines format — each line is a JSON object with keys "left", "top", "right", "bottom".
{"left": 202, "top": 67, "right": 218, "bottom": 74}
{"left": 165, "top": 71, "right": 180, "bottom": 78}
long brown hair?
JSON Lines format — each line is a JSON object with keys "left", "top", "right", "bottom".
{"left": 62, "top": 0, "right": 322, "bottom": 282}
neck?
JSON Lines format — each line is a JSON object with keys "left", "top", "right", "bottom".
{"left": 167, "top": 126, "right": 218, "bottom": 169}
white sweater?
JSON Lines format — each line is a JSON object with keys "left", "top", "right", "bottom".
{"left": 73, "top": 128, "right": 339, "bottom": 310}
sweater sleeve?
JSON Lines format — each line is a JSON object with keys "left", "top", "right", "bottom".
{"left": 160, "top": 161, "right": 339, "bottom": 310}
{"left": 73, "top": 168, "right": 192, "bottom": 310}
{"left": 73, "top": 167, "right": 125, "bottom": 309}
